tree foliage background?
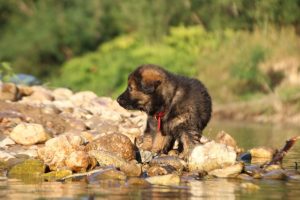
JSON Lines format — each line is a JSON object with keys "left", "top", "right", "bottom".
{"left": 0, "top": 0, "right": 300, "bottom": 102}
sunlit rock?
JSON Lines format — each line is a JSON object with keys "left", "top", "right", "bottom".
{"left": 52, "top": 88, "right": 73, "bottom": 101}
{"left": 188, "top": 141, "right": 237, "bottom": 172}
{"left": 10, "top": 123, "right": 51, "bottom": 145}
{"left": 85, "top": 133, "right": 136, "bottom": 161}
{"left": 208, "top": 162, "right": 244, "bottom": 178}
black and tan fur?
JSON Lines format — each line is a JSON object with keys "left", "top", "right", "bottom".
{"left": 117, "top": 64, "right": 212, "bottom": 158}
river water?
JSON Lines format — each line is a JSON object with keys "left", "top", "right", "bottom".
{"left": 0, "top": 120, "right": 299, "bottom": 199}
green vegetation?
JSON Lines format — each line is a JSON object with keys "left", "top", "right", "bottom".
{"left": 0, "top": 0, "right": 300, "bottom": 105}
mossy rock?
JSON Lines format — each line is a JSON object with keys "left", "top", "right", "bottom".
{"left": 8, "top": 159, "right": 46, "bottom": 182}
{"left": 43, "top": 170, "right": 72, "bottom": 181}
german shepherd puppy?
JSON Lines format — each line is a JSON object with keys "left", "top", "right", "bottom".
{"left": 117, "top": 64, "right": 212, "bottom": 158}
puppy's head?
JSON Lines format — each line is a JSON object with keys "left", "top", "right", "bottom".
{"left": 117, "top": 64, "right": 166, "bottom": 115}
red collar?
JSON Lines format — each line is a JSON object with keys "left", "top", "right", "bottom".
{"left": 155, "top": 112, "right": 165, "bottom": 131}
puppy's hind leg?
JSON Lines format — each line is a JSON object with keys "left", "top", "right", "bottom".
{"left": 179, "top": 131, "right": 201, "bottom": 159}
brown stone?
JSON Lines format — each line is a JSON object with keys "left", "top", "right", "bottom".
{"left": 85, "top": 133, "right": 136, "bottom": 161}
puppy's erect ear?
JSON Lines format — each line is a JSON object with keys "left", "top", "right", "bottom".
{"left": 141, "top": 80, "right": 161, "bottom": 94}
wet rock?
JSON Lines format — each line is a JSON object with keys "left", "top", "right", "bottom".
{"left": 208, "top": 163, "right": 244, "bottom": 178}
{"left": 264, "top": 164, "right": 281, "bottom": 172}
{"left": 88, "top": 150, "right": 128, "bottom": 168}
{"left": 88, "top": 168, "right": 127, "bottom": 182}
{"left": 65, "top": 151, "right": 90, "bottom": 172}
{"left": 38, "top": 135, "right": 85, "bottom": 171}
{"left": 52, "top": 88, "right": 73, "bottom": 101}
{"left": 215, "top": 131, "right": 242, "bottom": 153}
{"left": 249, "top": 147, "right": 274, "bottom": 159}
{"left": 145, "top": 174, "right": 180, "bottom": 186}
{"left": 0, "top": 82, "right": 19, "bottom": 101}
{"left": 127, "top": 177, "right": 151, "bottom": 186}
{"left": 238, "top": 152, "right": 252, "bottom": 162}
{"left": 85, "top": 133, "right": 136, "bottom": 161}
{"left": 188, "top": 141, "right": 237, "bottom": 172}
{"left": 8, "top": 159, "right": 46, "bottom": 178}
{"left": 262, "top": 169, "right": 287, "bottom": 180}
{"left": 43, "top": 170, "right": 72, "bottom": 181}
{"left": 150, "top": 156, "right": 186, "bottom": 172}
{"left": 10, "top": 123, "right": 51, "bottom": 145}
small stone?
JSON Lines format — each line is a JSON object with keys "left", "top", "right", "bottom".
{"left": 146, "top": 174, "right": 180, "bottom": 186}
{"left": 10, "top": 123, "right": 51, "bottom": 145}
{"left": 208, "top": 163, "right": 244, "bottom": 178}
{"left": 43, "top": 170, "right": 72, "bottom": 181}
{"left": 188, "top": 141, "right": 237, "bottom": 172}
{"left": 65, "top": 151, "right": 90, "bottom": 172}
{"left": 249, "top": 147, "right": 274, "bottom": 159}
{"left": 139, "top": 150, "right": 156, "bottom": 163}
{"left": 236, "top": 173, "right": 253, "bottom": 180}
{"left": 85, "top": 133, "right": 136, "bottom": 161}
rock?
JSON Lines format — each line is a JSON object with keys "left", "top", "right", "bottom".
{"left": 8, "top": 159, "right": 46, "bottom": 178}
{"left": 0, "top": 150, "right": 15, "bottom": 161}
{"left": 145, "top": 174, "right": 180, "bottom": 186}
{"left": 236, "top": 173, "right": 253, "bottom": 180}
{"left": 43, "top": 170, "right": 72, "bottom": 181}
{"left": 10, "top": 123, "right": 51, "bottom": 145}
{"left": 22, "top": 86, "right": 54, "bottom": 102}
{"left": 150, "top": 156, "right": 186, "bottom": 172}
{"left": 147, "top": 165, "right": 176, "bottom": 176}
{"left": 188, "top": 141, "right": 237, "bottom": 172}
{"left": 240, "top": 183, "right": 260, "bottom": 190}
{"left": 65, "top": 151, "right": 90, "bottom": 172}
{"left": 127, "top": 177, "right": 150, "bottom": 186}
{"left": 85, "top": 117, "right": 119, "bottom": 133}
{"left": 262, "top": 169, "right": 287, "bottom": 180}
{"left": 88, "top": 168, "right": 127, "bottom": 181}
{"left": 70, "top": 91, "right": 98, "bottom": 107}
{"left": 0, "top": 137, "right": 16, "bottom": 148}
{"left": 88, "top": 150, "right": 128, "bottom": 168}
{"left": 120, "top": 162, "right": 142, "bottom": 177}
{"left": 52, "top": 88, "right": 73, "bottom": 101}
{"left": 85, "top": 133, "right": 136, "bottom": 161}
{"left": 249, "top": 147, "right": 274, "bottom": 159}
{"left": 215, "top": 131, "right": 242, "bottom": 153}
{"left": 139, "top": 150, "right": 156, "bottom": 163}
{"left": 238, "top": 152, "right": 252, "bottom": 162}
{"left": 208, "top": 163, "right": 244, "bottom": 178}
{"left": 17, "top": 85, "right": 33, "bottom": 97}
{"left": 37, "top": 135, "right": 85, "bottom": 170}
{"left": 0, "top": 82, "right": 19, "bottom": 101}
